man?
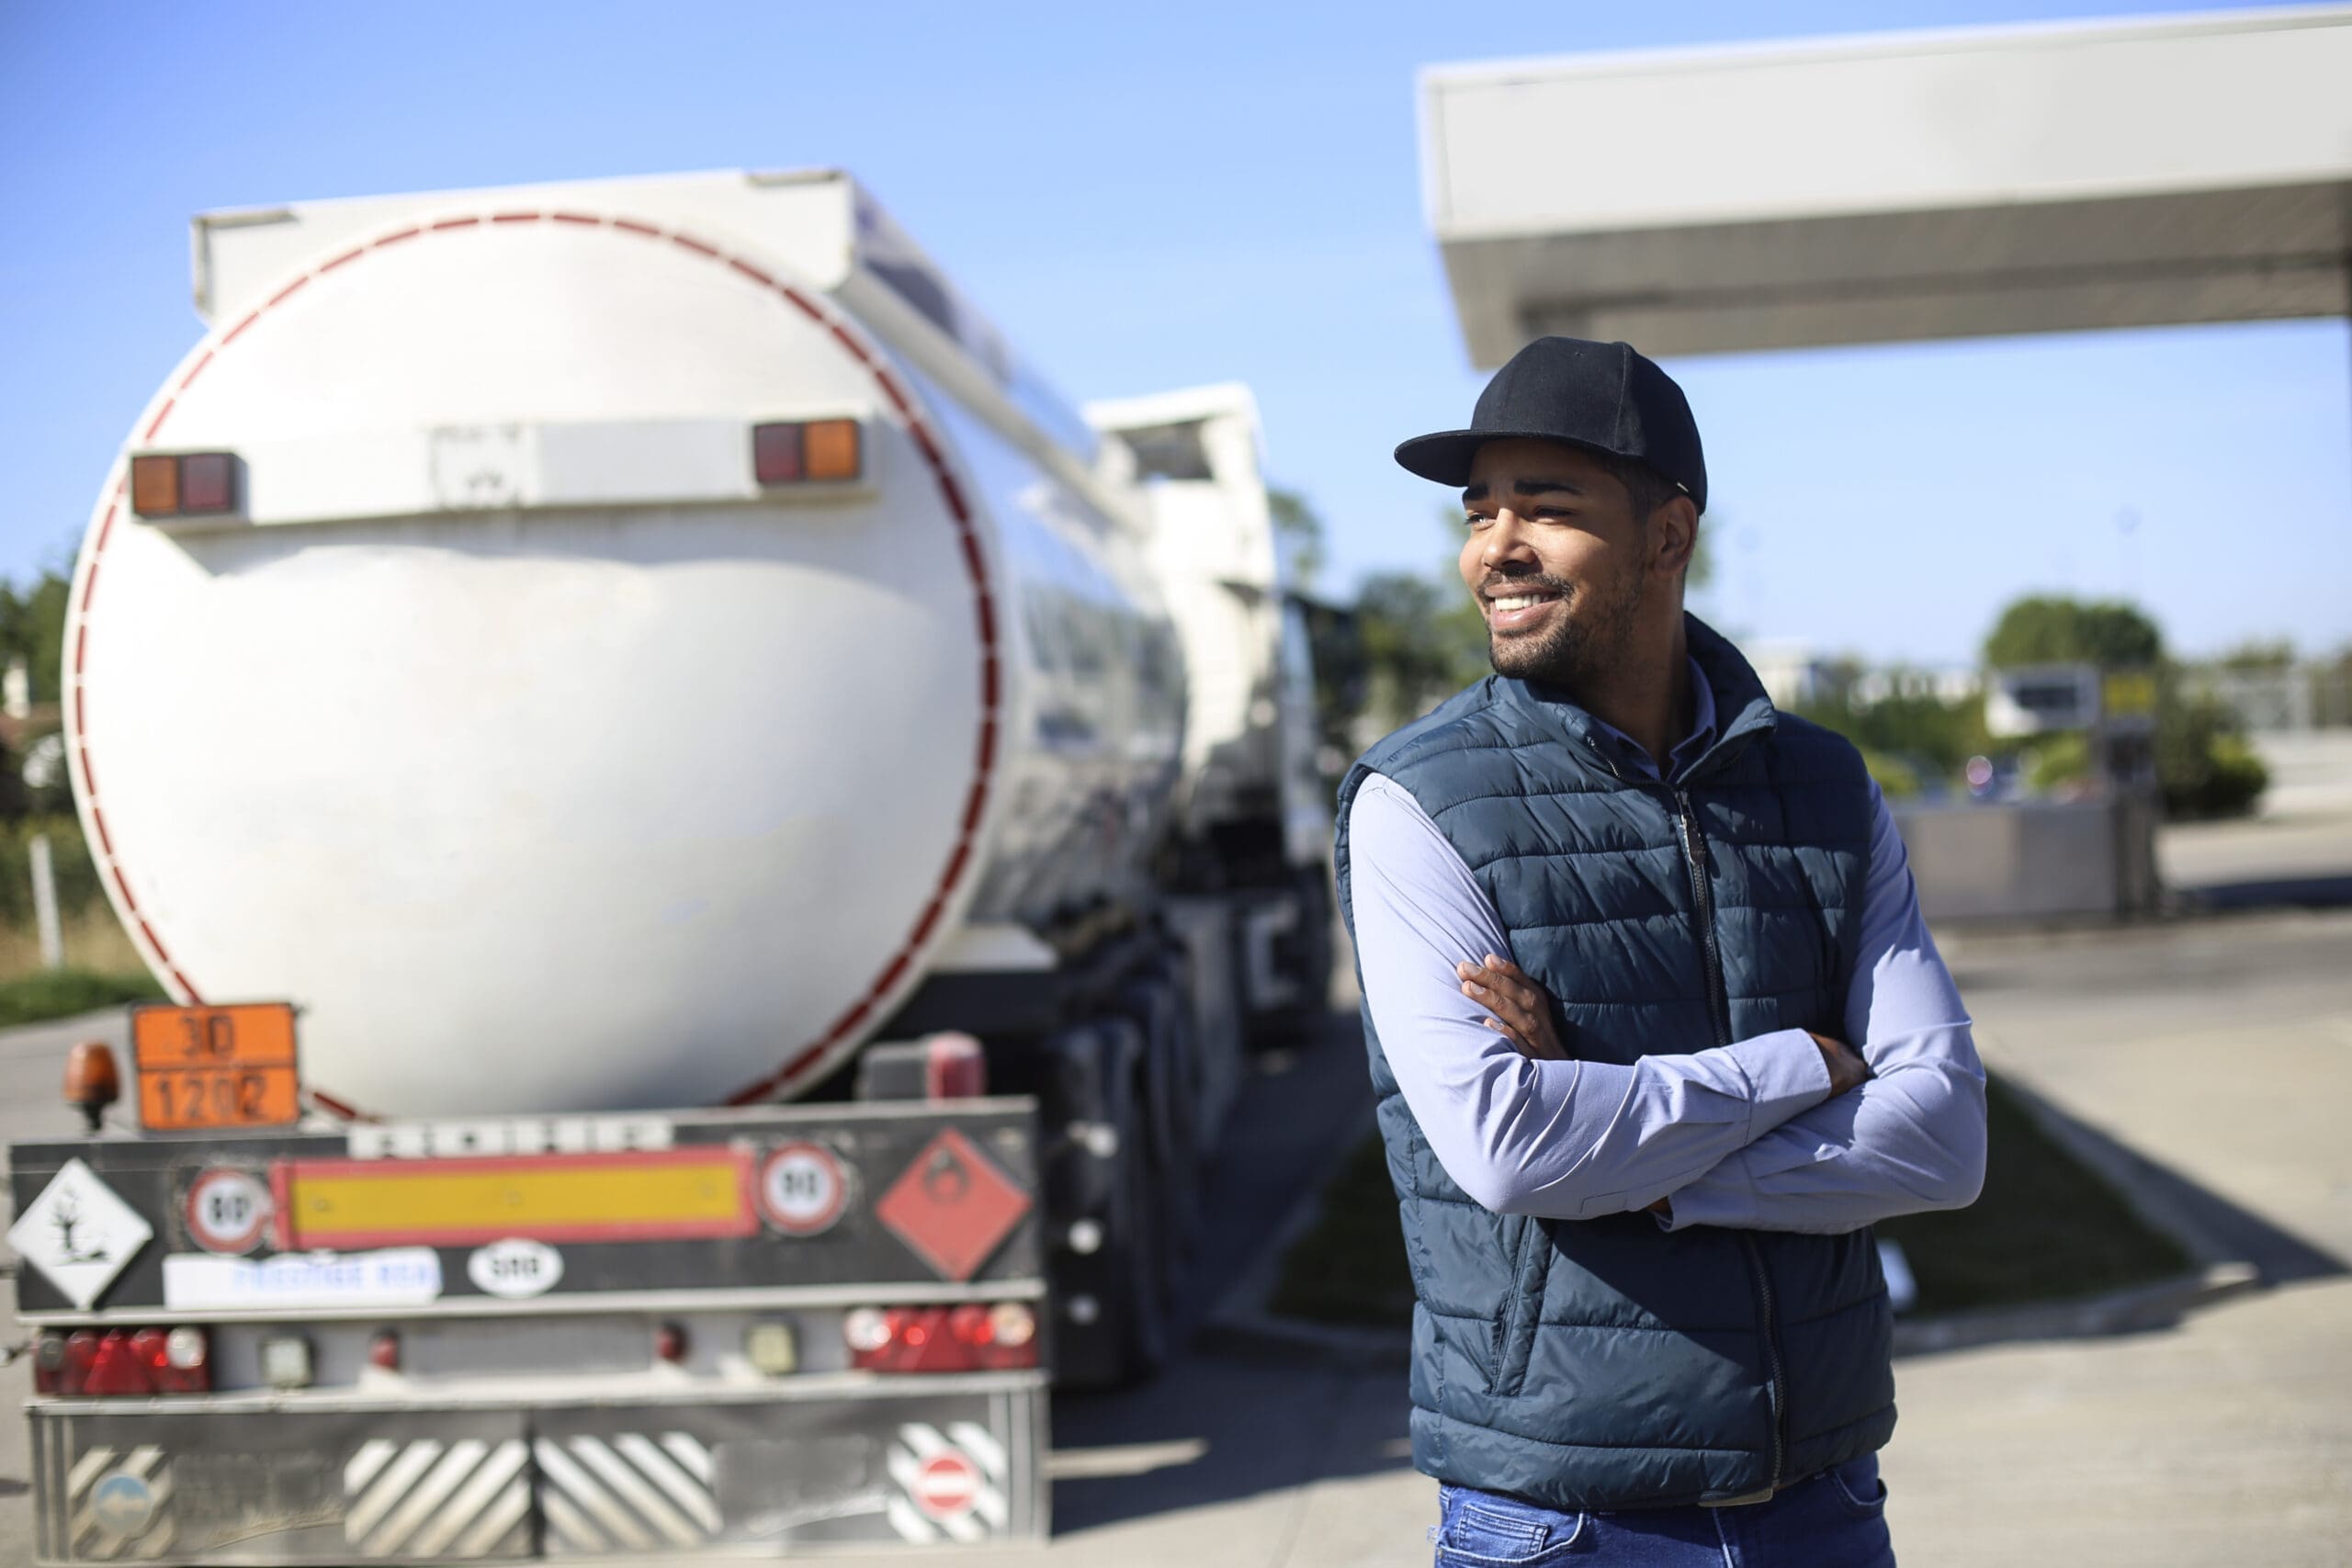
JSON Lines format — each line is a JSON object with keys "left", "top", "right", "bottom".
{"left": 1335, "top": 337, "right": 1987, "bottom": 1566}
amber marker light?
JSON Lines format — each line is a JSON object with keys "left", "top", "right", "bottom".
{"left": 804, "top": 419, "right": 861, "bottom": 481}
{"left": 752, "top": 419, "right": 862, "bottom": 487}
{"left": 130, "top": 455, "right": 179, "bottom": 516}
{"left": 62, "top": 1042, "right": 120, "bottom": 1133}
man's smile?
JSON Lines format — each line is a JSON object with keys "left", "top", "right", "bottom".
{"left": 1482, "top": 580, "right": 1566, "bottom": 634}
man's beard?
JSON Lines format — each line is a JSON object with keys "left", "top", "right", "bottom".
{"left": 1484, "top": 567, "right": 1645, "bottom": 691}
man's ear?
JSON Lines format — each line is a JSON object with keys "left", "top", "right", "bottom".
{"left": 1650, "top": 496, "right": 1700, "bottom": 581}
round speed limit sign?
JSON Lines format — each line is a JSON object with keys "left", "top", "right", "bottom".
{"left": 186, "top": 1168, "right": 273, "bottom": 1254}
{"left": 758, "top": 1142, "right": 848, "bottom": 1235}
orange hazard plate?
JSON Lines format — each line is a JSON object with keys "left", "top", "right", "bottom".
{"left": 130, "top": 1002, "right": 301, "bottom": 1132}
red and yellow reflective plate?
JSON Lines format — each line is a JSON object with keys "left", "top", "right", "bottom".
{"left": 275, "top": 1147, "right": 758, "bottom": 1248}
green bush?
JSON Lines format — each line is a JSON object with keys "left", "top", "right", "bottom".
{"left": 0, "top": 818, "right": 108, "bottom": 925}
{"left": 2024, "top": 732, "right": 2094, "bottom": 795}
{"left": 0, "top": 966, "right": 164, "bottom": 1028}
{"left": 1857, "top": 748, "right": 1923, "bottom": 800}
{"left": 2156, "top": 693, "right": 2269, "bottom": 819}
{"left": 1792, "top": 693, "right": 1989, "bottom": 784}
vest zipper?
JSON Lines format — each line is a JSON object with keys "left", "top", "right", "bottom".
{"left": 1670, "top": 790, "right": 1731, "bottom": 1048}
{"left": 1671, "top": 787, "right": 1787, "bottom": 1495}
{"left": 1738, "top": 1233, "right": 1787, "bottom": 1493}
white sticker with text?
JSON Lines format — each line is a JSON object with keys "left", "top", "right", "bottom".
{"left": 163, "top": 1247, "right": 443, "bottom": 1310}
{"left": 467, "top": 1238, "right": 564, "bottom": 1299}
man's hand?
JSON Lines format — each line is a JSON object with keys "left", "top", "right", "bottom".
{"left": 1457, "top": 954, "right": 1569, "bottom": 1060}
{"left": 1809, "top": 1032, "right": 1871, "bottom": 1096}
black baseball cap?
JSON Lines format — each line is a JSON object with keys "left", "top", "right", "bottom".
{"left": 1395, "top": 336, "right": 1707, "bottom": 513}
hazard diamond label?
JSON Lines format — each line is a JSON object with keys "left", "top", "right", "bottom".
{"left": 874, "top": 1128, "right": 1031, "bottom": 1282}
{"left": 8, "top": 1158, "right": 153, "bottom": 1310}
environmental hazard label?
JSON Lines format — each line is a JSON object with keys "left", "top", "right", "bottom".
{"left": 8, "top": 1158, "right": 154, "bottom": 1310}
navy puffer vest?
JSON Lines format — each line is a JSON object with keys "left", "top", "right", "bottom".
{"left": 1332, "top": 617, "right": 1894, "bottom": 1511}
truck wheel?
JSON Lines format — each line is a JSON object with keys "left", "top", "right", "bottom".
{"left": 1109, "top": 1072, "right": 1170, "bottom": 1382}
{"left": 1288, "top": 865, "right": 1336, "bottom": 1024}
{"left": 1125, "top": 964, "right": 1201, "bottom": 1266}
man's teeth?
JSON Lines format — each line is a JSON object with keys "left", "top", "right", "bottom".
{"left": 1491, "top": 594, "right": 1549, "bottom": 612}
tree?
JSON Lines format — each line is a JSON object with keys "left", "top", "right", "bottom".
{"left": 1982, "top": 596, "right": 2163, "bottom": 671}
{"left": 0, "top": 570, "right": 70, "bottom": 708}
{"left": 1686, "top": 517, "right": 1714, "bottom": 592}
{"left": 2213, "top": 638, "right": 2295, "bottom": 672}
{"left": 1266, "top": 487, "right": 1326, "bottom": 593}
{"left": 1351, "top": 570, "right": 1487, "bottom": 733}
{"left": 1792, "top": 687, "right": 1991, "bottom": 784}
{"left": 0, "top": 566, "right": 75, "bottom": 824}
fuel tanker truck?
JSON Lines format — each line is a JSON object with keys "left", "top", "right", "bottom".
{"left": 6, "top": 168, "right": 1335, "bottom": 1562}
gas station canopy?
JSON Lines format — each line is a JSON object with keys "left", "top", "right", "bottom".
{"left": 1420, "top": 6, "right": 2352, "bottom": 365}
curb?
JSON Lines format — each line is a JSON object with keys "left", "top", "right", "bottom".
{"left": 1888, "top": 1260, "right": 2261, "bottom": 1356}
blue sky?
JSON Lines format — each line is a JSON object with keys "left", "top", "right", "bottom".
{"left": 3, "top": 0, "right": 2345, "bottom": 666}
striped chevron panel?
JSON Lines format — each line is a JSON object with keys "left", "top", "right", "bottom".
{"left": 536, "top": 1432, "right": 720, "bottom": 1554}
{"left": 343, "top": 1438, "right": 531, "bottom": 1559}
{"left": 882, "top": 1421, "right": 1010, "bottom": 1545}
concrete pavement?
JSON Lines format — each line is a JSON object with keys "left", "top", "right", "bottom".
{"left": 1883, "top": 901, "right": 2352, "bottom": 1568}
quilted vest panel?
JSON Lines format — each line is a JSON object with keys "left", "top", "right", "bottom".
{"left": 1332, "top": 617, "right": 1895, "bottom": 1510}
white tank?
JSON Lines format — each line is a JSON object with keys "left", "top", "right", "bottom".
{"left": 64, "top": 171, "right": 1190, "bottom": 1116}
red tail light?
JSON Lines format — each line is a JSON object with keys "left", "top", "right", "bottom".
{"left": 925, "top": 1032, "right": 987, "bottom": 1100}
{"left": 81, "top": 1333, "right": 148, "bottom": 1396}
{"left": 33, "top": 1326, "right": 210, "bottom": 1396}
{"left": 845, "top": 1302, "right": 1037, "bottom": 1373}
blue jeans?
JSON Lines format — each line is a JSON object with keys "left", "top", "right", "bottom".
{"left": 1431, "top": 1455, "right": 1894, "bottom": 1566}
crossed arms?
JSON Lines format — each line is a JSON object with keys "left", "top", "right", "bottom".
{"left": 1346, "top": 772, "right": 1988, "bottom": 1233}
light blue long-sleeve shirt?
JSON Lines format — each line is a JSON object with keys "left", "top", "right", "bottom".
{"left": 1346, "top": 665, "right": 1986, "bottom": 1234}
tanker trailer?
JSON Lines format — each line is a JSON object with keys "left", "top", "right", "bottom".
{"left": 6, "top": 168, "right": 1331, "bottom": 1562}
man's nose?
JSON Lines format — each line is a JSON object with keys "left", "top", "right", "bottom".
{"left": 1480, "top": 510, "right": 1536, "bottom": 566}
